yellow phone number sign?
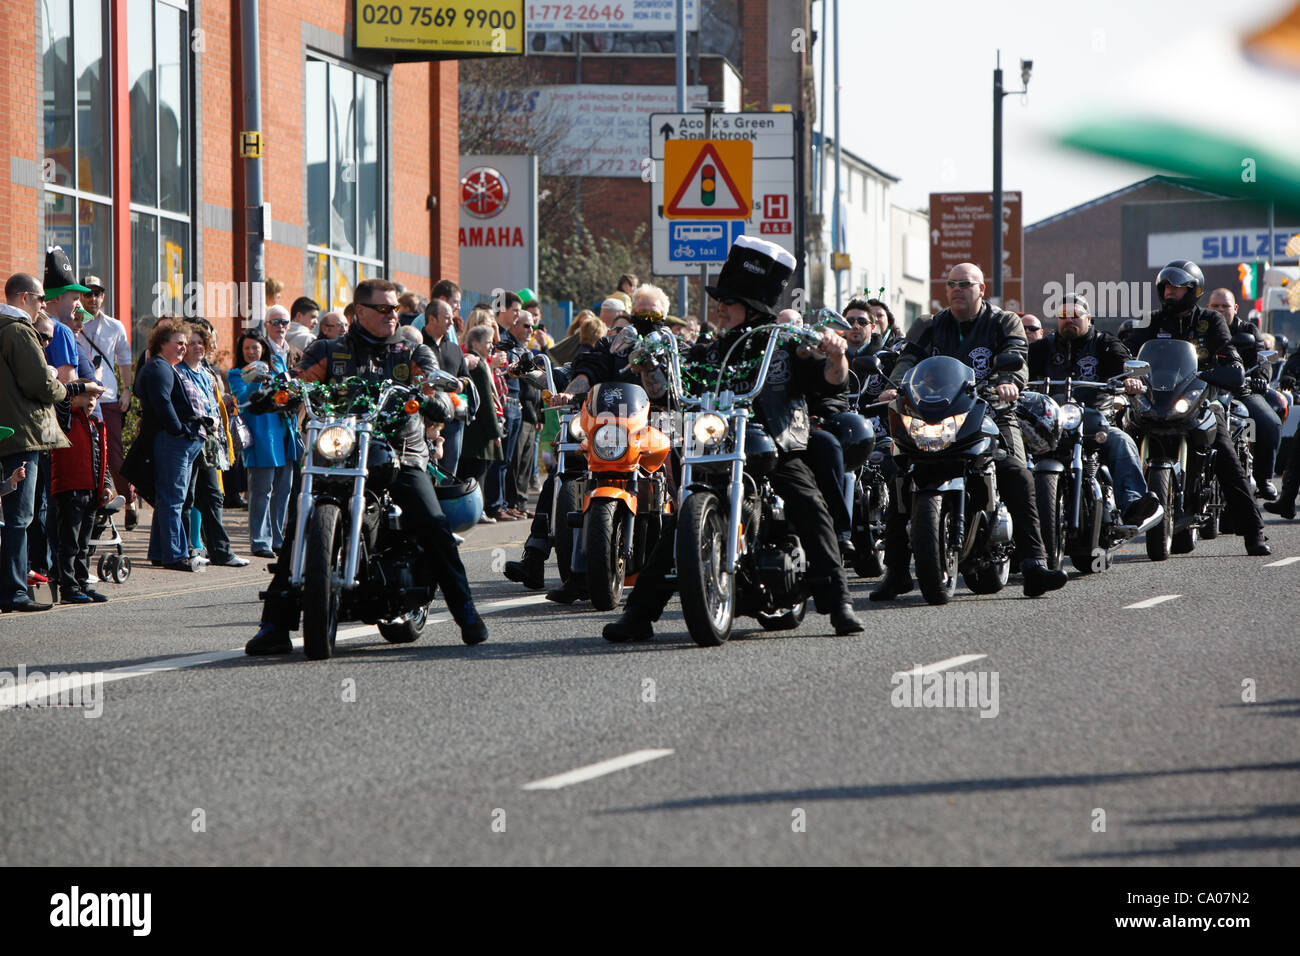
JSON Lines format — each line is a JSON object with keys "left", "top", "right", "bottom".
{"left": 355, "top": 1, "right": 525, "bottom": 54}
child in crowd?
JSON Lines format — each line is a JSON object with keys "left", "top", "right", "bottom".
{"left": 49, "top": 382, "right": 111, "bottom": 603}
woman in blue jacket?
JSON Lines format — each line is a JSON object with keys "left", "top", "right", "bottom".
{"left": 228, "top": 331, "right": 302, "bottom": 557}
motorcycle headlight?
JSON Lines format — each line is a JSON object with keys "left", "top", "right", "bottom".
{"left": 901, "top": 412, "right": 967, "bottom": 452}
{"left": 1174, "top": 397, "right": 1190, "bottom": 415}
{"left": 1058, "top": 404, "right": 1083, "bottom": 431}
{"left": 567, "top": 417, "right": 585, "bottom": 440}
{"left": 315, "top": 424, "right": 356, "bottom": 462}
{"left": 592, "top": 423, "right": 628, "bottom": 460}
{"left": 691, "top": 412, "right": 728, "bottom": 448}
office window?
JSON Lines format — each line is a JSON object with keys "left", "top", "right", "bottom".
{"left": 305, "top": 56, "right": 384, "bottom": 311}
{"left": 42, "top": 0, "right": 114, "bottom": 307}
{"left": 128, "top": 0, "right": 193, "bottom": 345}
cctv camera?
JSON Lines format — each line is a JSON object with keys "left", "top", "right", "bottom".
{"left": 1020, "top": 59, "right": 1033, "bottom": 84}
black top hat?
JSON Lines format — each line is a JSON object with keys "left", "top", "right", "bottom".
{"left": 705, "top": 236, "right": 797, "bottom": 318}
{"left": 43, "top": 246, "right": 90, "bottom": 298}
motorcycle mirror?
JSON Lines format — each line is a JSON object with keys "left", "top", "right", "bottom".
{"left": 1123, "top": 360, "right": 1150, "bottom": 378}
{"left": 240, "top": 361, "right": 271, "bottom": 383}
{"left": 1260, "top": 349, "right": 1277, "bottom": 364}
{"left": 610, "top": 325, "right": 639, "bottom": 356}
{"left": 813, "top": 308, "right": 851, "bottom": 332}
{"left": 993, "top": 353, "right": 1023, "bottom": 373}
{"left": 425, "top": 368, "right": 462, "bottom": 391}
{"left": 857, "top": 353, "right": 882, "bottom": 375}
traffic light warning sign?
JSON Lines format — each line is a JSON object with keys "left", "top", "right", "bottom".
{"left": 664, "top": 140, "right": 752, "bottom": 219}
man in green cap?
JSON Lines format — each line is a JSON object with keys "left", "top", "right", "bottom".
{"left": 42, "top": 247, "right": 92, "bottom": 385}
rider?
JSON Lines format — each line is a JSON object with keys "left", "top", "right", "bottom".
{"left": 602, "top": 236, "right": 864, "bottom": 641}
{"left": 1206, "top": 287, "right": 1281, "bottom": 500}
{"left": 1123, "top": 260, "right": 1270, "bottom": 556}
{"left": 502, "top": 287, "right": 674, "bottom": 603}
{"left": 871, "top": 262, "right": 1070, "bottom": 600}
{"left": 245, "top": 278, "right": 488, "bottom": 654}
{"left": 1027, "top": 293, "right": 1162, "bottom": 527}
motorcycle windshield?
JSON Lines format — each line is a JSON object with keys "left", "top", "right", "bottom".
{"left": 904, "top": 356, "right": 975, "bottom": 418}
{"left": 588, "top": 381, "right": 649, "bottom": 418}
{"left": 1137, "top": 339, "right": 1199, "bottom": 392}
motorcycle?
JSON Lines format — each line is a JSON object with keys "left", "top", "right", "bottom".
{"left": 885, "top": 353, "right": 1020, "bottom": 605}
{"left": 241, "top": 361, "right": 466, "bottom": 659}
{"left": 1126, "top": 339, "right": 1244, "bottom": 560}
{"left": 841, "top": 351, "right": 893, "bottom": 578}
{"left": 672, "top": 315, "right": 849, "bottom": 646}
{"left": 1023, "top": 376, "right": 1162, "bottom": 574}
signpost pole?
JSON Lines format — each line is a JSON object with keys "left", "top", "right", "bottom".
{"left": 241, "top": 0, "right": 265, "bottom": 328}
{"left": 676, "top": 0, "right": 688, "bottom": 321}
{"left": 832, "top": 0, "right": 842, "bottom": 308}
{"left": 701, "top": 106, "right": 713, "bottom": 324}
{"left": 992, "top": 52, "right": 1003, "bottom": 304}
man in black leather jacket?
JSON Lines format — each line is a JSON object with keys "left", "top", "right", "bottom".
{"left": 872, "top": 262, "right": 1069, "bottom": 599}
{"left": 245, "top": 278, "right": 487, "bottom": 654}
{"left": 1027, "top": 294, "right": 1160, "bottom": 526}
{"left": 603, "top": 237, "right": 864, "bottom": 641}
{"left": 1123, "top": 261, "right": 1269, "bottom": 555}
{"left": 1207, "top": 287, "right": 1280, "bottom": 499}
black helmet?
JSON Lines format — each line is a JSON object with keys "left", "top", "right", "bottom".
{"left": 1015, "top": 391, "right": 1063, "bottom": 456}
{"left": 1276, "top": 334, "right": 1290, "bottom": 357}
{"left": 1156, "top": 259, "right": 1205, "bottom": 299}
{"left": 824, "top": 412, "right": 876, "bottom": 470}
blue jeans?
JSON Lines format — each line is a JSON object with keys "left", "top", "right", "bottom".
{"left": 1, "top": 451, "right": 41, "bottom": 605}
{"left": 247, "top": 464, "right": 294, "bottom": 552}
{"left": 487, "top": 403, "right": 522, "bottom": 512}
{"left": 441, "top": 419, "right": 464, "bottom": 478}
{"left": 1101, "top": 425, "right": 1147, "bottom": 512}
{"left": 148, "top": 432, "right": 203, "bottom": 564}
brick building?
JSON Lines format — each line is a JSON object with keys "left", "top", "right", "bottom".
{"left": 2, "top": 0, "right": 460, "bottom": 354}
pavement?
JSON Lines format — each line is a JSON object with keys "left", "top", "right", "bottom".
{"left": 1, "top": 491, "right": 1297, "bottom": 865}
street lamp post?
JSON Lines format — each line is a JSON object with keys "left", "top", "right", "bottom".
{"left": 992, "top": 51, "right": 1030, "bottom": 305}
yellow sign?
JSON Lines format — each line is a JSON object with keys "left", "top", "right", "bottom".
{"left": 164, "top": 241, "right": 184, "bottom": 299}
{"left": 664, "top": 139, "right": 753, "bottom": 220}
{"left": 239, "top": 131, "right": 263, "bottom": 159}
{"left": 354, "top": 1, "right": 525, "bottom": 55}
{"left": 832, "top": 252, "right": 852, "bottom": 272}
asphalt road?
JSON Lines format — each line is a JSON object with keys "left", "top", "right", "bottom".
{"left": 1, "top": 500, "right": 1297, "bottom": 866}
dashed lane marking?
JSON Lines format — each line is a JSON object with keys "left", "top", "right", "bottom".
{"left": 1124, "top": 594, "right": 1181, "bottom": 609}
{"left": 523, "top": 749, "right": 675, "bottom": 790}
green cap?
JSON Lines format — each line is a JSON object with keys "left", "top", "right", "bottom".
{"left": 517, "top": 288, "right": 538, "bottom": 307}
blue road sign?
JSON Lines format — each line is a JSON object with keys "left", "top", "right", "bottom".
{"left": 668, "top": 220, "right": 744, "bottom": 263}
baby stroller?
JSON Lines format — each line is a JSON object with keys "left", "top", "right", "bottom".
{"left": 86, "top": 492, "right": 133, "bottom": 584}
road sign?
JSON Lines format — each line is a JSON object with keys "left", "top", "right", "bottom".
{"left": 664, "top": 140, "right": 752, "bottom": 219}
{"left": 929, "top": 192, "right": 1024, "bottom": 312}
{"left": 667, "top": 220, "right": 745, "bottom": 264}
{"left": 650, "top": 112, "right": 796, "bottom": 276}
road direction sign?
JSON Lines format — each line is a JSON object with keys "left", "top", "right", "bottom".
{"left": 929, "top": 191, "right": 1024, "bottom": 312}
{"left": 650, "top": 112, "right": 796, "bottom": 276}
{"left": 664, "top": 140, "right": 752, "bottom": 219}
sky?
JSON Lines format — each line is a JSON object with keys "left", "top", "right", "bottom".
{"left": 820, "top": 0, "right": 1299, "bottom": 225}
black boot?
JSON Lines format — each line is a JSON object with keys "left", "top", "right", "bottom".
{"left": 869, "top": 567, "right": 914, "bottom": 601}
{"left": 546, "top": 578, "right": 587, "bottom": 604}
{"left": 1022, "top": 560, "right": 1067, "bottom": 597}
{"left": 245, "top": 623, "right": 293, "bottom": 655}
{"left": 829, "top": 602, "right": 864, "bottom": 635}
{"left": 1246, "top": 532, "right": 1271, "bottom": 556}
{"left": 603, "top": 609, "right": 654, "bottom": 642}
{"left": 503, "top": 548, "right": 546, "bottom": 590}
{"left": 457, "top": 603, "right": 488, "bottom": 645}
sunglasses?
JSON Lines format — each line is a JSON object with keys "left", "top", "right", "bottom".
{"left": 632, "top": 311, "right": 663, "bottom": 322}
{"left": 946, "top": 279, "right": 980, "bottom": 289}
{"left": 847, "top": 315, "right": 872, "bottom": 326}
{"left": 268, "top": 319, "right": 290, "bottom": 327}
{"left": 1024, "top": 325, "right": 1043, "bottom": 332}
{"left": 36, "top": 330, "right": 52, "bottom": 345}
{"left": 360, "top": 302, "right": 399, "bottom": 315}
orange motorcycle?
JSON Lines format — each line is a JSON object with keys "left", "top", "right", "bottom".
{"left": 569, "top": 381, "right": 674, "bottom": 610}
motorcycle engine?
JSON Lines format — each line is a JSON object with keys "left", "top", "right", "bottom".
{"left": 754, "top": 537, "right": 806, "bottom": 605}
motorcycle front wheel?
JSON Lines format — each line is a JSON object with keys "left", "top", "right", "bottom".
{"left": 911, "top": 492, "right": 959, "bottom": 605}
{"left": 677, "top": 491, "right": 736, "bottom": 646}
{"left": 1034, "top": 471, "right": 1068, "bottom": 572}
{"left": 1145, "top": 468, "right": 1173, "bottom": 562}
{"left": 585, "top": 497, "right": 627, "bottom": 611}
{"left": 302, "top": 503, "right": 343, "bottom": 660}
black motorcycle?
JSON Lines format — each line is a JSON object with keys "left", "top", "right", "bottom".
{"left": 1125, "top": 339, "right": 1244, "bottom": 560}
{"left": 672, "top": 316, "right": 849, "bottom": 646}
{"left": 886, "top": 354, "right": 1019, "bottom": 605}
{"left": 242, "top": 361, "right": 466, "bottom": 659}
{"left": 1023, "top": 376, "right": 1162, "bottom": 574}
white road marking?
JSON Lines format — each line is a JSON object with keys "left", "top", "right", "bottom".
{"left": 902, "top": 654, "right": 987, "bottom": 676}
{"left": 523, "top": 749, "right": 675, "bottom": 790}
{"left": 0, "top": 593, "right": 553, "bottom": 711}
{"left": 1124, "top": 594, "right": 1181, "bottom": 609}
{"left": 1263, "top": 556, "right": 1300, "bottom": 568}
